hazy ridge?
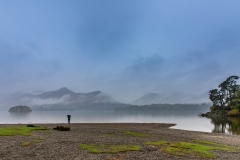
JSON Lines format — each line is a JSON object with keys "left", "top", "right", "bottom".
{"left": 0, "top": 88, "right": 211, "bottom": 111}
{"left": 0, "top": 87, "right": 127, "bottom": 111}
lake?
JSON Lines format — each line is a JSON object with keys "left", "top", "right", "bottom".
{"left": 1, "top": 110, "right": 240, "bottom": 135}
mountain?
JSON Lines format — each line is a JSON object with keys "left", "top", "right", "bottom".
{"left": 0, "top": 88, "right": 126, "bottom": 111}
{"left": 38, "top": 87, "right": 77, "bottom": 99}
{"left": 134, "top": 93, "right": 162, "bottom": 105}
{"left": 134, "top": 92, "right": 210, "bottom": 105}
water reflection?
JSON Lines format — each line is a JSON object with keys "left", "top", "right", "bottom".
{"left": 9, "top": 112, "right": 31, "bottom": 118}
{"left": 209, "top": 116, "right": 240, "bottom": 135}
{"left": 1, "top": 111, "right": 240, "bottom": 135}
{"left": 228, "top": 117, "right": 240, "bottom": 135}
{"left": 8, "top": 112, "right": 31, "bottom": 123}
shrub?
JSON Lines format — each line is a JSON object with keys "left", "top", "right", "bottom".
{"left": 27, "top": 124, "right": 36, "bottom": 127}
{"left": 228, "top": 109, "right": 240, "bottom": 117}
{"left": 210, "top": 105, "right": 219, "bottom": 111}
{"left": 53, "top": 126, "right": 70, "bottom": 131}
{"left": 229, "top": 99, "right": 240, "bottom": 112}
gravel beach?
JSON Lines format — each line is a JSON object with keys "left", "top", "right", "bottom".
{"left": 0, "top": 123, "right": 240, "bottom": 160}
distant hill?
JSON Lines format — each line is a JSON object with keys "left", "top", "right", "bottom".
{"left": 1, "top": 88, "right": 127, "bottom": 111}
{"left": 133, "top": 92, "right": 210, "bottom": 105}
{"left": 116, "top": 103, "right": 211, "bottom": 113}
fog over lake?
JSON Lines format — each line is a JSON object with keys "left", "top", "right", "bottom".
{"left": 2, "top": 110, "right": 238, "bottom": 135}
{"left": 1, "top": 1, "right": 240, "bottom": 105}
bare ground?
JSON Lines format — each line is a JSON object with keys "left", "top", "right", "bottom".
{"left": 0, "top": 123, "right": 240, "bottom": 160}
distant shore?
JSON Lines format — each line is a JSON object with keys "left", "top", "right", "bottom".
{"left": 0, "top": 123, "right": 240, "bottom": 160}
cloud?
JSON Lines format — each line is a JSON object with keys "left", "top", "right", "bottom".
{"left": 0, "top": 41, "right": 63, "bottom": 93}
{"left": 124, "top": 54, "right": 164, "bottom": 79}
{"left": 75, "top": 1, "right": 140, "bottom": 58}
{"left": 28, "top": 94, "right": 71, "bottom": 106}
{"left": 1, "top": 0, "right": 240, "bottom": 105}
{"left": 101, "top": 47, "right": 236, "bottom": 103}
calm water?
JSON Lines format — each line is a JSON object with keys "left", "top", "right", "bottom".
{"left": 1, "top": 110, "right": 240, "bottom": 135}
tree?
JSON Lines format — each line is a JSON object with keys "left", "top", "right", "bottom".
{"left": 229, "top": 90, "right": 240, "bottom": 112}
{"left": 222, "top": 76, "right": 240, "bottom": 102}
{"left": 209, "top": 75, "right": 240, "bottom": 109}
{"left": 209, "top": 89, "right": 222, "bottom": 106}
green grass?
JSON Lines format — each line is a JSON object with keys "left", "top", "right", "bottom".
{"left": 22, "top": 137, "right": 42, "bottom": 147}
{"left": 33, "top": 137, "right": 42, "bottom": 143}
{"left": 191, "top": 140, "right": 235, "bottom": 148}
{"left": 0, "top": 126, "right": 47, "bottom": 136}
{"left": 79, "top": 144, "right": 141, "bottom": 154}
{"left": 22, "top": 141, "right": 31, "bottom": 146}
{"left": 146, "top": 140, "right": 240, "bottom": 158}
{"left": 101, "top": 133, "right": 115, "bottom": 136}
{"left": 124, "top": 130, "right": 148, "bottom": 137}
{"left": 146, "top": 140, "right": 169, "bottom": 146}
{"left": 33, "top": 139, "right": 40, "bottom": 143}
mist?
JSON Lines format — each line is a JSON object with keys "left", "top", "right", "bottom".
{"left": 1, "top": 1, "right": 240, "bottom": 104}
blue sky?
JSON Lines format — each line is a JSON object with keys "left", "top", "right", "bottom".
{"left": 0, "top": 0, "right": 240, "bottom": 103}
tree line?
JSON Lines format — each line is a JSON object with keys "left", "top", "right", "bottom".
{"left": 209, "top": 76, "right": 240, "bottom": 112}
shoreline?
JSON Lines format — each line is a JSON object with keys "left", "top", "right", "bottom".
{"left": 0, "top": 123, "right": 240, "bottom": 159}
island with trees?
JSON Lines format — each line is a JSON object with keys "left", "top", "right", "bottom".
{"left": 8, "top": 105, "right": 32, "bottom": 112}
{"left": 201, "top": 75, "right": 240, "bottom": 117}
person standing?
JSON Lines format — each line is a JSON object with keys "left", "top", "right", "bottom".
{"left": 67, "top": 115, "right": 71, "bottom": 124}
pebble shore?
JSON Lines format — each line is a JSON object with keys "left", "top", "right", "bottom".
{"left": 0, "top": 123, "right": 240, "bottom": 160}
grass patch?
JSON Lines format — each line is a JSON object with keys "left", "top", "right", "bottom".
{"left": 124, "top": 130, "right": 148, "bottom": 137}
{"left": 101, "top": 133, "right": 116, "bottom": 136}
{"left": 191, "top": 140, "right": 233, "bottom": 148}
{"left": 33, "top": 137, "right": 42, "bottom": 143}
{"left": 79, "top": 144, "right": 141, "bottom": 154}
{"left": 0, "top": 126, "right": 47, "bottom": 136}
{"left": 33, "top": 139, "right": 40, "bottom": 143}
{"left": 22, "top": 138, "right": 42, "bottom": 147}
{"left": 146, "top": 140, "right": 239, "bottom": 158}
{"left": 146, "top": 140, "right": 169, "bottom": 146}
{"left": 22, "top": 141, "right": 31, "bottom": 146}
{"left": 53, "top": 126, "right": 70, "bottom": 131}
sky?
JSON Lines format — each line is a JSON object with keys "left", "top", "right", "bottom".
{"left": 0, "top": 0, "right": 240, "bottom": 103}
